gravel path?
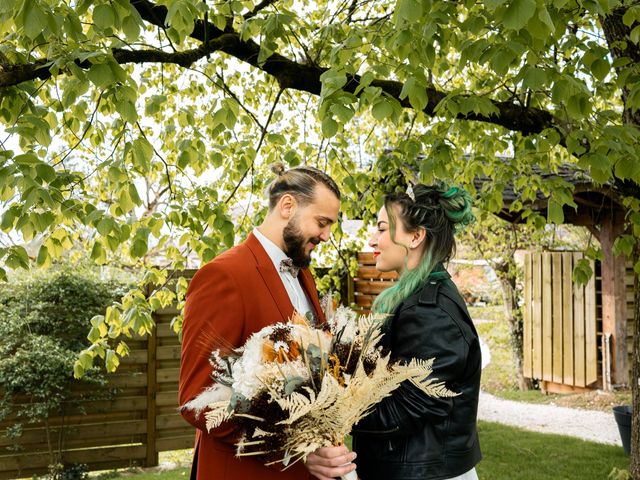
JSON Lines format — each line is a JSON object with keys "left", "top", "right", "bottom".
{"left": 477, "top": 390, "right": 622, "bottom": 446}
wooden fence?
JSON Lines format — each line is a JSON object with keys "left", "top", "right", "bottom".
{"left": 0, "top": 273, "right": 196, "bottom": 479}
{"left": 522, "top": 252, "right": 598, "bottom": 390}
{"left": 351, "top": 252, "right": 398, "bottom": 314}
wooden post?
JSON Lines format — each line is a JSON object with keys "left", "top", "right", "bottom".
{"left": 598, "top": 208, "right": 628, "bottom": 387}
{"left": 146, "top": 319, "right": 159, "bottom": 467}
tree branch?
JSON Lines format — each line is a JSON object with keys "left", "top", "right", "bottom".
{"left": 244, "top": 0, "right": 279, "bottom": 19}
{"left": 0, "top": 0, "right": 563, "bottom": 140}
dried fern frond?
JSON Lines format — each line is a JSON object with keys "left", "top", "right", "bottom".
{"left": 204, "top": 400, "right": 233, "bottom": 430}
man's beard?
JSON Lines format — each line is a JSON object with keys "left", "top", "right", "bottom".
{"left": 282, "top": 217, "right": 320, "bottom": 268}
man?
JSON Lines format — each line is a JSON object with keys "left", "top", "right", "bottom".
{"left": 179, "top": 164, "right": 356, "bottom": 480}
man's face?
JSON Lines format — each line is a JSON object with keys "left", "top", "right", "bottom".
{"left": 283, "top": 184, "right": 340, "bottom": 268}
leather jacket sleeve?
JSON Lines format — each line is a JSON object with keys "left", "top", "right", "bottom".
{"left": 353, "top": 301, "right": 473, "bottom": 438}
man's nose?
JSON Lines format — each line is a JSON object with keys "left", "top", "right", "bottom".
{"left": 319, "top": 228, "right": 331, "bottom": 242}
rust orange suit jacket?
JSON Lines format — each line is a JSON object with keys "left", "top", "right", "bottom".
{"left": 179, "top": 232, "right": 324, "bottom": 480}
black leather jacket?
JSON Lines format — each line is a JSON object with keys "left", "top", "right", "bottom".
{"left": 352, "top": 269, "right": 482, "bottom": 480}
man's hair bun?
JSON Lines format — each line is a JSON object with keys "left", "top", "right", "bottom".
{"left": 270, "top": 162, "right": 286, "bottom": 176}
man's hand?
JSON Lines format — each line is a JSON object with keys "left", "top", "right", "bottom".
{"left": 305, "top": 445, "right": 357, "bottom": 480}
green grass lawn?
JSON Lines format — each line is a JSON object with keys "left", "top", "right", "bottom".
{"left": 477, "top": 421, "right": 628, "bottom": 480}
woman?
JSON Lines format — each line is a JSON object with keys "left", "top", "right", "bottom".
{"left": 305, "top": 183, "right": 481, "bottom": 480}
{"left": 352, "top": 183, "right": 481, "bottom": 480}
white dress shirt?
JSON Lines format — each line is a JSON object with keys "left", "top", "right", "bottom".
{"left": 253, "top": 228, "right": 313, "bottom": 318}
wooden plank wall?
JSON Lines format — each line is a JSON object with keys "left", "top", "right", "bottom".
{"left": 522, "top": 252, "right": 598, "bottom": 388}
{"left": 0, "top": 272, "right": 195, "bottom": 479}
{"left": 351, "top": 252, "right": 398, "bottom": 314}
{"left": 626, "top": 262, "right": 635, "bottom": 382}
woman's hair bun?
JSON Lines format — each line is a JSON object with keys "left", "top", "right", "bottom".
{"left": 270, "top": 161, "right": 286, "bottom": 176}
{"left": 411, "top": 183, "right": 474, "bottom": 231}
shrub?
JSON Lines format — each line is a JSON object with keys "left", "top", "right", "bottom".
{"left": 0, "top": 267, "right": 129, "bottom": 474}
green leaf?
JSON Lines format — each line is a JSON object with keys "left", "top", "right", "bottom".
{"left": 96, "top": 216, "right": 114, "bottom": 236}
{"left": 522, "top": 67, "right": 547, "bottom": 90}
{"left": 145, "top": 95, "right": 167, "bottom": 115}
{"left": 36, "top": 245, "right": 50, "bottom": 267}
{"left": 321, "top": 116, "right": 338, "bottom": 137}
{"left": 122, "top": 14, "right": 140, "bottom": 39}
{"left": 631, "top": 25, "right": 640, "bottom": 45}
{"left": 35, "top": 163, "right": 56, "bottom": 183}
{"left": 130, "top": 238, "right": 148, "bottom": 258}
{"left": 547, "top": 199, "right": 564, "bottom": 224}
{"left": 91, "top": 241, "right": 107, "bottom": 263}
{"left": 400, "top": 77, "right": 428, "bottom": 111}
{"left": 371, "top": 98, "right": 394, "bottom": 121}
{"left": 572, "top": 258, "right": 593, "bottom": 286}
{"left": 93, "top": 4, "right": 115, "bottom": 30}
{"left": 132, "top": 137, "right": 153, "bottom": 170}
{"left": 87, "top": 63, "right": 115, "bottom": 89}
{"left": 21, "top": 0, "right": 48, "bottom": 39}
{"left": 623, "top": 6, "right": 640, "bottom": 26}
{"left": 118, "top": 187, "right": 134, "bottom": 214}
{"left": 503, "top": 0, "right": 537, "bottom": 30}
{"left": 105, "top": 349, "right": 120, "bottom": 372}
{"left": 591, "top": 59, "right": 610, "bottom": 81}
{"left": 395, "top": 0, "right": 422, "bottom": 25}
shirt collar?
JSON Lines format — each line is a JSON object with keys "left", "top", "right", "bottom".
{"left": 253, "top": 227, "right": 288, "bottom": 272}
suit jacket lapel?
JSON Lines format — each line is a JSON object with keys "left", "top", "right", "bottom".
{"left": 299, "top": 269, "right": 326, "bottom": 325}
{"left": 245, "top": 232, "right": 295, "bottom": 322}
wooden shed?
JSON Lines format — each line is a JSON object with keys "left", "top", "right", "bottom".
{"left": 474, "top": 165, "right": 632, "bottom": 390}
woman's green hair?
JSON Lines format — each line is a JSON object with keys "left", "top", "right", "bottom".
{"left": 372, "top": 183, "right": 474, "bottom": 315}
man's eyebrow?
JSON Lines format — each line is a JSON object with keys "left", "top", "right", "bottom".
{"left": 317, "top": 215, "right": 337, "bottom": 224}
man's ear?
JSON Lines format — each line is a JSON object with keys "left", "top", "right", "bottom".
{"left": 278, "top": 193, "right": 297, "bottom": 219}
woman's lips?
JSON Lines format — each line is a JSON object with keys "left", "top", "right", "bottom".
{"left": 373, "top": 252, "right": 380, "bottom": 258}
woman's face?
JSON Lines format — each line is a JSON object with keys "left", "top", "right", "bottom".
{"left": 368, "top": 205, "right": 415, "bottom": 273}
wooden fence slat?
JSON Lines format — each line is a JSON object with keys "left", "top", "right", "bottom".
{"left": 552, "top": 253, "right": 564, "bottom": 384}
{"left": 355, "top": 266, "right": 398, "bottom": 280}
{"left": 573, "top": 253, "right": 586, "bottom": 387}
{"left": 354, "top": 294, "right": 376, "bottom": 308}
{"left": 157, "top": 345, "right": 182, "bottom": 361}
{"left": 0, "top": 420, "right": 147, "bottom": 448}
{"left": 585, "top": 258, "right": 597, "bottom": 385}
{"left": 523, "top": 253, "right": 532, "bottom": 378}
{"left": 156, "top": 323, "right": 176, "bottom": 338}
{"left": 532, "top": 253, "right": 543, "bottom": 378}
{"left": 156, "top": 436, "right": 195, "bottom": 452}
{"left": 542, "top": 253, "right": 553, "bottom": 381}
{"left": 156, "top": 413, "right": 190, "bottom": 430}
{"left": 562, "top": 252, "right": 575, "bottom": 386}
{"left": 354, "top": 280, "right": 397, "bottom": 295}
{"left": 357, "top": 252, "right": 376, "bottom": 264}
{"left": 0, "top": 445, "right": 147, "bottom": 476}
{"left": 146, "top": 327, "right": 158, "bottom": 467}
{"left": 157, "top": 368, "right": 181, "bottom": 384}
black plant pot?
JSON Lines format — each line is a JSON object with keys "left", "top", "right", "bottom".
{"left": 613, "top": 405, "right": 632, "bottom": 456}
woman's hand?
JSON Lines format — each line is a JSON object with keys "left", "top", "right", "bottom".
{"left": 305, "top": 445, "right": 357, "bottom": 480}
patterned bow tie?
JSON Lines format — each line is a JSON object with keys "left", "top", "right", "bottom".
{"left": 279, "top": 258, "right": 300, "bottom": 278}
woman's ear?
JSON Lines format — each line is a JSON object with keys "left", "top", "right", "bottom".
{"left": 411, "top": 227, "right": 427, "bottom": 249}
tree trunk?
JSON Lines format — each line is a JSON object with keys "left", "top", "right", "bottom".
{"left": 632, "top": 248, "right": 640, "bottom": 478}
{"left": 496, "top": 270, "right": 534, "bottom": 390}
{"left": 601, "top": 8, "right": 640, "bottom": 477}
